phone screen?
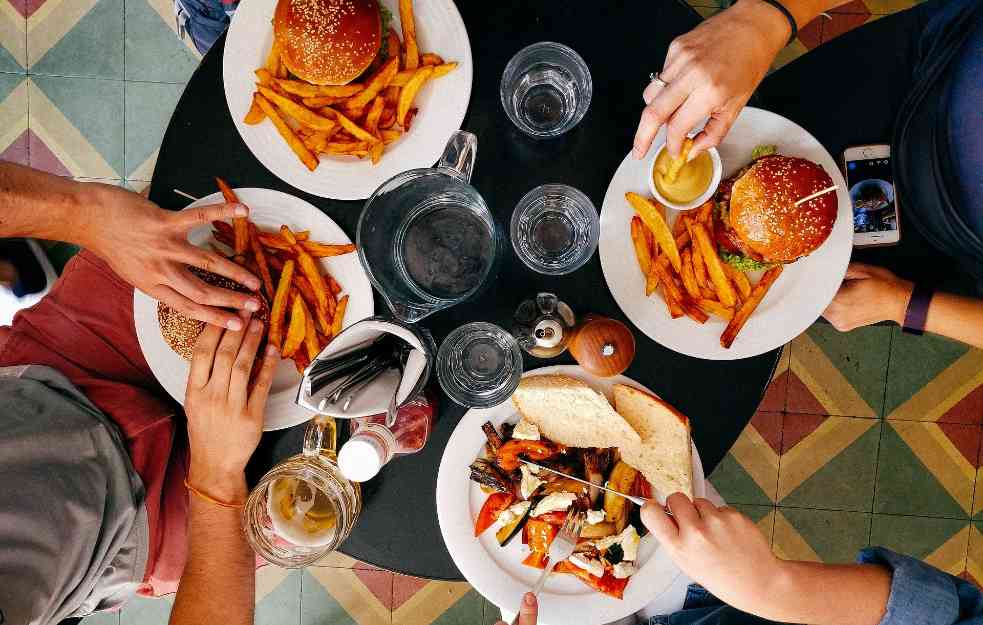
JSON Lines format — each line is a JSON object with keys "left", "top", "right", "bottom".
{"left": 845, "top": 157, "right": 897, "bottom": 234}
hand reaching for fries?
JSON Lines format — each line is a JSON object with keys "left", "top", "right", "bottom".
{"left": 81, "top": 182, "right": 262, "bottom": 330}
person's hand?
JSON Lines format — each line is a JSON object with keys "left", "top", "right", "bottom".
{"left": 632, "top": 0, "right": 791, "bottom": 160}
{"left": 494, "top": 593, "right": 537, "bottom": 625}
{"left": 823, "top": 262, "right": 913, "bottom": 331}
{"left": 642, "top": 494, "right": 787, "bottom": 614}
{"left": 184, "top": 316, "right": 279, "bottom": 500}
{"left": 80, "top": 182, "right": 261, "bottom": 330}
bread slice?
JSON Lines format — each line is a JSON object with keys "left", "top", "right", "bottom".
{"left": 613, "top": 384, "right": 693, "bottom": 499}
{"left": 511, "top": 375, "right": 642, "bottom": 449}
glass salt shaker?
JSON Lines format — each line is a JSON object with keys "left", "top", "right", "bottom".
{"left": 511, "top": 292, "right": 576, "bottom": 359}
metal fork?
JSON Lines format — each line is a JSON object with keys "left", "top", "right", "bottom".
{"left": 510, "top": 511, "right": 585, "bottom": 625}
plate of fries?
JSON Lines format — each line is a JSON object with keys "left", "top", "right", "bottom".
{"left": 223, "top": 0, "right": 472, "bottom": 200}
{"left": 599, "top": 107, "right": 852, "bottom": 360}
{"left": 134, "top": 187, "right": 374, "bottom": 431}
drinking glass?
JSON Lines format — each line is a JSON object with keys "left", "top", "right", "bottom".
{"left": 437, "top": 322, "right": 523, "bottom": 408}
{"left": 510, "top": 184, "right": 599, "bottom": 275}
{"left": 500, "top": 42, "right": 592, "bottom": 138}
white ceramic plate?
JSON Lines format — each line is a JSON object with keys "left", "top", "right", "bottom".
{"left": 223, "top": 0, "right": 473, "bottom": 200}
{"left": 599, "top": 107, "right": 852, "bottom": 360}
{"left": 133, "top": 188, "right": 374, "bottom": 431}
{"left": 436, "top": 365, "right": 706, "bottom": 625}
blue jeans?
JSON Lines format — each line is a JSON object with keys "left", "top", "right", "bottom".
{"left": 174, "top": 0, "right": 239, "bottom": 55}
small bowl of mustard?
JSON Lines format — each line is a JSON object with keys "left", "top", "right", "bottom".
{"left": 646, "top": 140, "right": 722, "bottom": 211}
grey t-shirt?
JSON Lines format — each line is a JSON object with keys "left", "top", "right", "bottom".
{"left": 0, "top": 365, "right": 148, "bottom": 625}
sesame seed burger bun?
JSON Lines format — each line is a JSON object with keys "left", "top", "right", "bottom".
{"left": 157, "top": 268, "right": 270, "bottom": 360}
{"left": 274, "top": 0, "right": 382, "bottom": 86}
{"left": 729, "top": 155, "right": 837, "bottom": 264}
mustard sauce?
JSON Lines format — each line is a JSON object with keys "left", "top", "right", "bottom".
{"left": 653, "top": 149, "right": 713, "bottom": 204}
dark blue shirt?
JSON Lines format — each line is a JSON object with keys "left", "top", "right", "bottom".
{"left": 948, "top": 9, "right": 983, "bottom": 239}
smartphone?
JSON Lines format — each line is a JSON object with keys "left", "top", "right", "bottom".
{"left": 842, "top": 144, "right": 900, "bottom": 247}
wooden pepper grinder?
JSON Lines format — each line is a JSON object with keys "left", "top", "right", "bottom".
{"left": 568, "top": 315, "right": 636, "bottom": 377}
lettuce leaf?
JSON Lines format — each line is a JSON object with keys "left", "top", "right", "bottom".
{"left": 720, "top": 252, "right": 777, "bottom": 272}
{"left": 751, "top": 144, "right": 777, "bottom": 160}
{"left": 378, "top": 5, "right": 393, "bottom": 58}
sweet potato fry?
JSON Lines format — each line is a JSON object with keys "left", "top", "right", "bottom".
{"left": 721, "top": 266, "right": 783, "bottom": 348}
{"left": 421, "top": 53, "right": 444, "bottom": 66}
{"left": 331, "top": 295, "right": 349, "bottom": 337}
{"left": 269, "top": 259, "right": 295, "bottom": 350}
{"left": 324, "top": 273, "right": 342, "bottom": 296}
{"left": 345, "top": 56, "right": 399, "bottom": 112}
{"left": 215, "top": 177, "right": 248, "bottom": 255}
{"left": 680, "top": 249, "right": 701, "bottom": 299}
{"left": 293, "top": 276, "right": 332, "bottom": 333}
{"left": 723, "top": 262, "right": 752, "bottom": 299}
{"left": 298, "top": 298, "right": 321, "bottom": 362}
{"left": 257, "top": 86, "right": 337, "bottom": 132}
{"left": 282, "top": 292, "right": 307, "bottom": 358}
{"left": 248, "top": 223, "right": 275, "bottom": 300}
{"left": 244, "top": 93, "right": 265, "bottom": 125}
{"left": 630, "top": 216, "right": 652, "bottom": 278}
{"left": 397, "top": 66, "right": 433, "bottom": 127}
{"left": 254, "top": 94, "right": 318, "bottom": 171}
{"left": 691, "top": 222, "right": 736, "bottom": 307}
{"left": 399, "top": 0, "right": 419, "bottom": 70}
{"left": 291, "top": 242, "right": 329, "bottom": 312}
{"left": 698, "top": 298, "right": 735, "bottom": 321}
{"left": 626, "top": 192, "right": 681, "bottom": 272}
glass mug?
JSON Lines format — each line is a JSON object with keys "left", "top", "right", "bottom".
{"left": 357, "top": 131, "right": 500, "bottom": 323}
{"left": 243, "top": 417, "right": 361, "bottom": 567}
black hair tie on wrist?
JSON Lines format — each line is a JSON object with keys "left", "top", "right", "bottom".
{"left": 758, "top": 0, "right": 798, "bottom": 46}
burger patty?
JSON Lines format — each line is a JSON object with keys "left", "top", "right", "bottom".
{"left": 712, "top": 173, "right": 765, "bottom": 262}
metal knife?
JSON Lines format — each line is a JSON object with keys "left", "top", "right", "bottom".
{"left": 519, "top": 459, "right": 650, "bottom": 507}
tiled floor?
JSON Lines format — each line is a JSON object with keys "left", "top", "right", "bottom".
{"left": 5, "top": 0, "right": 978, "bottom": 624}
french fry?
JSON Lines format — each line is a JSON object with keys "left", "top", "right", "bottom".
{"left": 257, "top": 86, "right": 337, "bottom": 132}
{"left": 277, "top": 79, "right": 363, "bottom": 99}
{"left": 264, "top": 43, "right": 280, "bottom": 74}
{"left": 244, "top": 94, "right": 266, "bottom": 125}
{"left": 680, "top": 249, "right": 701, "bottom": 299}
{"left": 431, "top": 62, "right": 457, "bottom": 79}
{"left": 291, "top": 242, "right": 329, "bottom": 311}
{"left": 690, "top": 230, "right": 709, "bottom": 289}
{"left": 397, "top": 66, "right": 433, "bottom": 127}
{"left": 399, "top": 0, "right": 419, "bottom": 70}
{"left": 248, "top": 223, "right": 276, "bottom": 300}
{"left": 303, "top": 95, "right": 349, "bottom": 108}
{"left": 269, "top": 259, "right": 295, "bottom": 350}
{"left": 630, "top": 216, "right": 652, "bottom": 278}
{"left": 324, "top": 141, "right": 372, "bottom": 154}
{"left": 324, "top": 273, "right": 342, "bottom": 296}
{"left": 274, "top": 44, "right": 288, "bottom": 79}
{"left": 215, "top": 177, "right": 248, "bottom": 255}
{"left": 421, "top": 53, "right": 444, "bottom": 66}
{"left": 297, "top": 296, "right": 321, "bottom": 361}
{"left": 254, "top": 94, "right": 318, "bottom": 171}
{"left": 292, "top": 350, "right": 310, "bottom": 374}
{"left": 369, "top": 141, "right": 384, "bottom": 164}
{"left": 345, "top": 56, "right": 399, "bottom": 112}
{"left": 280, "top": 225, "right": 298, "bottom": 246}
{"left": 381, "top": 128, "right": 401, "bottom": 143}
{"left": 402, "top": 107, "right": 418, "bottom": 130}
{"left": 723, "top": 262, "right": 752, "bottom": 299}
{"left": 645, "top": 265, "right": 660, "bottom": 296}
{"left": 282, "top": 292, "right": 307, "bottom": 358}
{"left": 386, "top": 28, "right": 401, "bottom": 63}
{"left": 364, "top": 95, "right": 385, "bottom": 138}
{"left": 320, "top": 108, "right": 379, "bottom": 143}
{"left": 331, "top": 294, "right": 349, "bottom": 337}
{"left": 721, "top": 266, "right": 783, "bottom": 348}
{"left": 626, "top": 192, "right": 681, "bottom": 272}
{"left": 691, "top": 222, "right": 736, "bottom": 307}
{"left": 652, "top": 261, "right": 707, "bottom": 323}
{"left": 663, "top": 137, "right": 694, "bottom": 184}
{"left": 661, "top": 283, "right": 684, "bottom": 319}
{"left": 698, "top": 298, "right": 735, "bottom": 321}
{"left": 255, "top": 68, "right": 275, "bottom": 87}
{"left": 294, "top": 276, "right": 332, "bottom": 333}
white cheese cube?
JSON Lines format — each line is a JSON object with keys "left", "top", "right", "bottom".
{"left": 519, "top": 465, "right": 545, "bottom": 500}
{"left": 511, "top": 419, "right": 541, "bottom": 440}
{"left": 568, "top": 554, "right": 605, "bottom": 578}
{"left": 585, "top": 510, "right": 606, "bottom": 525}
{"left": 531, "top": 492, "right": 577, "bottom": 517}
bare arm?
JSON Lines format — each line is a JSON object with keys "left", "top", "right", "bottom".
{"left": 922, "top": 292, "right": 983, "bottom": 349}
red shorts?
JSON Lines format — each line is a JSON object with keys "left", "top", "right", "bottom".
{"left": 0, "top": 250, "right": 189, "bottom": 596}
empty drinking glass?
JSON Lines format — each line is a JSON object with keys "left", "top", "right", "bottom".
{"left": 511, "top": 184, "right": 599, "bottom": 275}
{"left": 500, "top": 42, "right": 592, "bottom": 138}
{"left": 437, "top": 322, "right": 523, "bottom": 408}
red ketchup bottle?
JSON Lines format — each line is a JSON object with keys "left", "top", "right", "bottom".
{"left": 337, "top": 392, "right": 435, "bottom": 482}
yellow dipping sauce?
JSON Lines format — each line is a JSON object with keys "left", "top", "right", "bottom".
{"left": 653, "top": 149, "right": 713, "bottom": 204}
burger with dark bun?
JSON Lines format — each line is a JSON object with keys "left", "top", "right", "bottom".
{"left": 714, "top": 146, "right": 838, "bottom": 271}
{"left": 273, "top": 0, "right": 391, "bottom": 86}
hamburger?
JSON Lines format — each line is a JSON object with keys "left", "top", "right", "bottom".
{"left": 273, "top": 0, "right": 389, "bottom": 86}
{"left": 713, "top": 146, "right": 837, "bottom": 271}
{"left": 158, "top": 267, "right": 270, "bottom": 360}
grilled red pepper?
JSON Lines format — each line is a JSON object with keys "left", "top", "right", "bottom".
{"left": 474, "top": 492, "right": 514, "bottom": 537}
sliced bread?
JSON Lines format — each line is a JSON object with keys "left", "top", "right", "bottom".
{"left": 511, "top": 375, "right": 642, "bottom": 449}
{"left": 613, "top": 384, "right": 693, "bottom": 499}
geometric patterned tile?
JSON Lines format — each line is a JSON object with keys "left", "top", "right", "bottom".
{"left": 0, "top": 0, "right": 27, "bottom": 72}
{"left": 124, "top": 80, "right": 183, "bottom": 180}
{"left": 255, "top": 567, "right": 302, "bottom": 625}
{"left": 392, "top": 577, "right": 478, "bottom": 625}
{"left": 732, "top": 503, "right": 777, "bottom": 546}
{"left": 119, "top": 594, "right": 175, "bottom": 625}
{"left": 968, "top": 523, "right": 983, "bottom": 585}
{"left": 874, "top": 421, "right": 980, "bottom": 519}
{"left": 758, "top": 344, "right": 789, "bottom": 412}
{"left": 313, "top": 550, "right": 384, "bottom": 570}
{"left": 480, "top": 597, "right": 502, "bottom": 625}
{"left": 773, "top": 508, "right": 870, "bottom": 564}
{"left": 28, "top": 0, "right": 122, "bottom": 78}
{"left": 885, "top": 329, "right": 981, "bottom": 422}
{"left": 303, "top": 567, "right": 393, "bottom": 625}
{"left": 0, "top": 73, "right": 28, "bottom": 164}
{"left": 778, "top": 414, "right": 880, "bottom": 511}
{"left": 859, "top": 0, "right": 922, "bottom": 14}
{"left": 821, "top": 10, "right": 876, "bottom": 43}
{"left": 869, "top": 514, "right": 970, "bottom": 577}
{"left": 709, "top": 411, "right": 782, "bottom": 505}
{"left": 80, "top": 609, "right": 119, "bottom": 625}
{"left": 28, "top": 75, "right": 122, "bottom": 177}
{"left": 124, "top": 0, "right": 199, "bottom": 83}
{"left": 788, "top": 324, "right": 891, "bottom": 418}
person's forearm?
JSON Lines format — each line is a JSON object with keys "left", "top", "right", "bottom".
{"left": 924, "top": 292, "right": 983, "bottom": 349}
{"left": 0, "top": 162, "right": 103, "bottom": 245}
{"left": 740, "top": 0, "right": 854, "bottom": 35}
{"left": 752, "top": 560, "right": 891, "bottom": 625}
{"left": 169, "top": 471, "right": 254, "bottom": 625}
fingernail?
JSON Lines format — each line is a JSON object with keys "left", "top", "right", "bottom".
{"left": 233, "top": 204, "right": 248, "bottom": 217}
{"left": 524, "top": 593, "right": 536, "bottom": 607}
{"left": 227, "top": 318, "right": 243, "bottom": 331}
{"left": 249, "top": 319, "right": 262, "bottom": 333}
{"left": 245, "top": 299, "right": 260, "bottom": 312}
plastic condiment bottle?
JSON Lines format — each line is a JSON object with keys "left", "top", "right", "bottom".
{"left": 337, "top": 393, "right": 435, "bottom": 482}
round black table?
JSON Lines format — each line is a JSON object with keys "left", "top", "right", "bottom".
{"left": 149, "top": 0, "right": 780, "bottom": 580}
